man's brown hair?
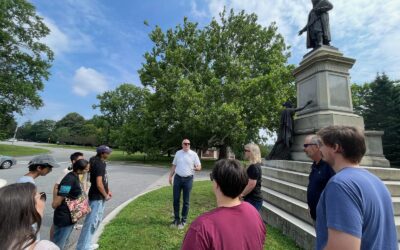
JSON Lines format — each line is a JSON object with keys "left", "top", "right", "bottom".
{"left": 317, "top": 125, "right": 366, "bottom": 164}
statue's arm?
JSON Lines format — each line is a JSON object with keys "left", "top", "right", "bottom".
{"left": 294, "top": 100, "right": 313, "bottom": 112}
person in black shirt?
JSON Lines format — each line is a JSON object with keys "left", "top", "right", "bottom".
{"left": 77, "top": 145, "right": 112, "bottom": 250}
{"left": 52, "top": 159, "right": 90, "bottom": 249}
{"left": 304, "top": 135, "right": 335, "bottom": 222}
{"left": 241, "top": 143, "right": 263, "bottom": 211}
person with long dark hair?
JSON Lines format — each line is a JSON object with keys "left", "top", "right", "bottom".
{"left": 0, "top": 183, "right": 59, "bottom": 250}
{"left": 52, "top": 159, "right": 90, "bottom": 249}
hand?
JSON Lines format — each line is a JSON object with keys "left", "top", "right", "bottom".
{"left": 105, "top": 194, "right": 111, "bottom": 201}
{"left": 169, "top": 175, "right": 173, "bottom": 185}
{"left": 108, "top": 191, "right": 112, "bottom": 198}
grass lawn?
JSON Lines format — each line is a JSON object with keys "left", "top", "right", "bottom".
{"left": 99, "top": 181, "right": 302, "bottom": 250}
{"left": 35, "top": 144, "right": 218, "bottom": 169}
{"left": 0, "top": 144, "right": 50, "bottom": 157}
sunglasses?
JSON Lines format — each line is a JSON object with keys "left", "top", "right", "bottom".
{"left": 244, "top": 149, "right": 250, "bottom": 152}
{"left": 183, "top": 143, "right": 190, "bottom": 146}
{"left": 304, "top": 143, "right": 317, "bottom": 148}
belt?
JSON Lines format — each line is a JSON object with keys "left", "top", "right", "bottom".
{"left": 176, "top": 174, "right": 193, "bottom": 178}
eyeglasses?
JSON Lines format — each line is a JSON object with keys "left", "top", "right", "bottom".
{"left": 209, "top": 173, "right": 214, "bottom": 181}
{"left": 183, "top": 143, "right": 190, "bottom": 146}
{"left": 36, "top": 192, "right": 47, "bottom": 202}
{"left": 304, "top": 143, "right": 317, "bottom": 148}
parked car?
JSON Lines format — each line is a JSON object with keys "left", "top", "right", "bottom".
{"left": 7, "top": 138, "right": 17, "bottom": 142}
{"left": 0, "top": 156, "right": 17, "bottom": 169}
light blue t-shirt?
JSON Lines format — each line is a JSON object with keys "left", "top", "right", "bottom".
{"left": 316, "top": 167, "right": 398, "bottom": 250}
{"left": 16, "top": 175, "right": 35, "bottom": 184}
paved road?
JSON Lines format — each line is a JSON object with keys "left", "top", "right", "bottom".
{"left": 0, "top": 141, "right": 210, "bottom": 248}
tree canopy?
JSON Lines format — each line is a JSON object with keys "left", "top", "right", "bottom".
{"left": 138, "top": 9, "right": 295, "bottom": 156}
{"left": 0, "top": 0, "right": 53, "bottom": 138}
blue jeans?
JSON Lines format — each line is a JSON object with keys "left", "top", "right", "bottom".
{"left": 53, "top": 224, "right": 74, "bottom": 249}
{"left": 173, "top": 174, "right": 193, "bottom": 222}
{"left": 76, "top": 199, "right": 105, "bottom": 250}
{"left": 244, "top": 197, "right": 263, "bottom": 211}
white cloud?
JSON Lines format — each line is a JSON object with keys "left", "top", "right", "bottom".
{"left": 41, "top": 17, "right": 71, "bottom": 56}
{"left": 202, "top": 0, "right": 400, "bottom": 83}
{"left": 72, "top": 67, "right": 108, "bottom": 96}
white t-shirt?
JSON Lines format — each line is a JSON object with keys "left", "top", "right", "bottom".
{"left": 172, "top": 150, "right": 201, "bottom": 177}
{"left": 16, "top": 176, "right": 35, "bottom": 184}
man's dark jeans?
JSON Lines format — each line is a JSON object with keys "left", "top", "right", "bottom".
{"left": 173, "top": 174, "right": 193, "bottom": 222}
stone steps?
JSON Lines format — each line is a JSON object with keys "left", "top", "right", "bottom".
{"left": 263, "top": 160, "right": 400, "bottom": 181}
{"left": 263, "top": 166, "right": 400, "bottom": 196}
{"left": 261, "top": 201, "right": 315, "bottom": 250}
{"left": 262, "top": 187, "right": 313, "bottom": 225}
{"left": 261, "top": 160, "right": 400, "bottom": 249}
{"left": 262, "top": 176, "right": 308, "bottom": 203}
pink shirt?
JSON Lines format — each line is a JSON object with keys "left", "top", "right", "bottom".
{"left": 182, "top": 202, "right": 266, "bottom": 250}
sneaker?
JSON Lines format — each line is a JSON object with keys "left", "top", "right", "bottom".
{"left": 170, "top": 219, "right": 179, "bottom": 228}
{"left": 90, "top": 244, "right": 99, "bottom": 250}
{"left": 178, "top": 221, "right": 186, "bottom": 230}
{"left": 74, "top": 224, "right": 83, "bottom": 230}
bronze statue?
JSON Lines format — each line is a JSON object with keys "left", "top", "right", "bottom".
{"left": 267, "top": 100, "right": 312, "bottom": 160}
{"left": 298, "top": 0, "right": 333, "bottom": 49}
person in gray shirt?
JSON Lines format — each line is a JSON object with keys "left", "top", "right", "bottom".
{"left": 17, "top": 154, "right": 60, "bottom": 184}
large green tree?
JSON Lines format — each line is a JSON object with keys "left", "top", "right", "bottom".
{"left": 352, "top": 74, "right": 400, "bottom": 166}
{"left": 94, "top": 83, "right": 150, "bottom": 151}
{"left": 0, "top": 0, "right": 54, "bottom": 135}
{"left": 139, "top": 9, "right": 295, "bottom": 157}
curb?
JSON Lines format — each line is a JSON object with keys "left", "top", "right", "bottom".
{"left": 92, "top": 174, "right": 209, "bottom": 244}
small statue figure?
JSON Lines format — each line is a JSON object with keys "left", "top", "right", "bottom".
{"left": 267, "top": 100, "right": 313, "bottom": 160}
{"left": 298, "top": 0, "right": 333, "bottom": 49}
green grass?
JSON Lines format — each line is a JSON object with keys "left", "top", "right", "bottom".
{"left": 0, "top": 144, "right": 50, "bottom": 157}
{"left": 99, "top": 181, "right": 302, "bottom": 250}
{"left": 35, "top": 143, "right": 218, "bottom": 169}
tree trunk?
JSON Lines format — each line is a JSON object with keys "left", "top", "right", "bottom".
{"left": 218, "top": 144, "right": 228, "bottom": 159}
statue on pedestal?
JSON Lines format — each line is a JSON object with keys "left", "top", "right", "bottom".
{"left": 267, "top": 100, "right": 312, "bottom": 160}
{"left": 298, "top": 0, "right": 333, "bottom": 49}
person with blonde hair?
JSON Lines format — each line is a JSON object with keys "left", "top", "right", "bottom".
{"left": 241, "top": 143, "right": 263, "bottom": 211}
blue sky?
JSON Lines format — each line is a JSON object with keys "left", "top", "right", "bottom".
{"left": 18, "top": 0, "right": 400, "bottom": 124}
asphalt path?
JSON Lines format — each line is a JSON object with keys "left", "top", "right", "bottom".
{"left": 0, "top": 141, "right": 210, "bottom": 249}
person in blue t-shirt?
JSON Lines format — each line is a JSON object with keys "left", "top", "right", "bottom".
{"left": 316, "top": 125, "right": 397, "bottom": 250}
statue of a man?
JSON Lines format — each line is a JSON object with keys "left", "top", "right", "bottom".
{"left": 267, "top": 100, "right": 312, "bottom": 160}
{"left": 298, "top": 0, "right": 333, "bottom": 49}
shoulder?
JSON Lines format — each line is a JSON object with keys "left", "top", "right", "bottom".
{"left": 189, "top": 150, "right": 199, "bottom": 156}
{"left": 34, "top": 240, "right": 60, "bottom": 250}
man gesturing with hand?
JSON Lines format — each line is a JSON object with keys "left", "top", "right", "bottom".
{"left": 169, "top": 139, "right": 201, "bottom": 229}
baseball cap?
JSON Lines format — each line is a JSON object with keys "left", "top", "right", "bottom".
{"left": 97, "top": 145, "right": 112, "bottom": 154}
{"left": 28, "top": 154, "right": 61, "bottom": 168}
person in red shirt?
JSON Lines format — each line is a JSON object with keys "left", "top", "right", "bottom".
{"left": 182, "top": 159, "right": 266, "bottom": 250}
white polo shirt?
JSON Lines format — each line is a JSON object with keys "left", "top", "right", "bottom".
{"left": 173, "top": 149, "right": 201, "bottom": 177}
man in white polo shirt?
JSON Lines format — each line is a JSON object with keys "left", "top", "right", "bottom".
{"left": 169, "top": 139, "right": 201, "bottom": 229}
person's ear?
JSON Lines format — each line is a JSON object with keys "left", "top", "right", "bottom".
{"left": 333, "top": 144, "right": 342, "bottom": 153}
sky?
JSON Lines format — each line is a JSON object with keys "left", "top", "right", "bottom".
{"left": 18, "top": 0, "right": 400, "bottom": 124}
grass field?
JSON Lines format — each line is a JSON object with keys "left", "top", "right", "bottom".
{"left": 99, "top": 181, "right": 302, "bottom": 250}
{"left": 0, "top": 144, "right": 50, "bottom": 156}
{"left": 36, "top": 144, "right": 217, "bottom": 169}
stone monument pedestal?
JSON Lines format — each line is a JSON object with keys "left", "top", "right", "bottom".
{"left": 290, "top": 46, "right": 390, "bottom": 167}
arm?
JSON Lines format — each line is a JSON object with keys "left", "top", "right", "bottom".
{"left": 169, "top": 164, "right": 176, "bottom": 185}
{"left": 194, "top": 154, "right": 201, "bottom": 171}
{"left": 241, "top": 179, "right": 257, "bottom": 197}
{"left": 96, "top": 176, "right": 110, "bottom": 200}
{"left": 324, "top": 229, "right": 360, "bottom": 250}
{"left": 52, "top": 184, "right": 64, "bottom": 209}
{"left": 294, "top": 100, "right": 313, "bottom": 112}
